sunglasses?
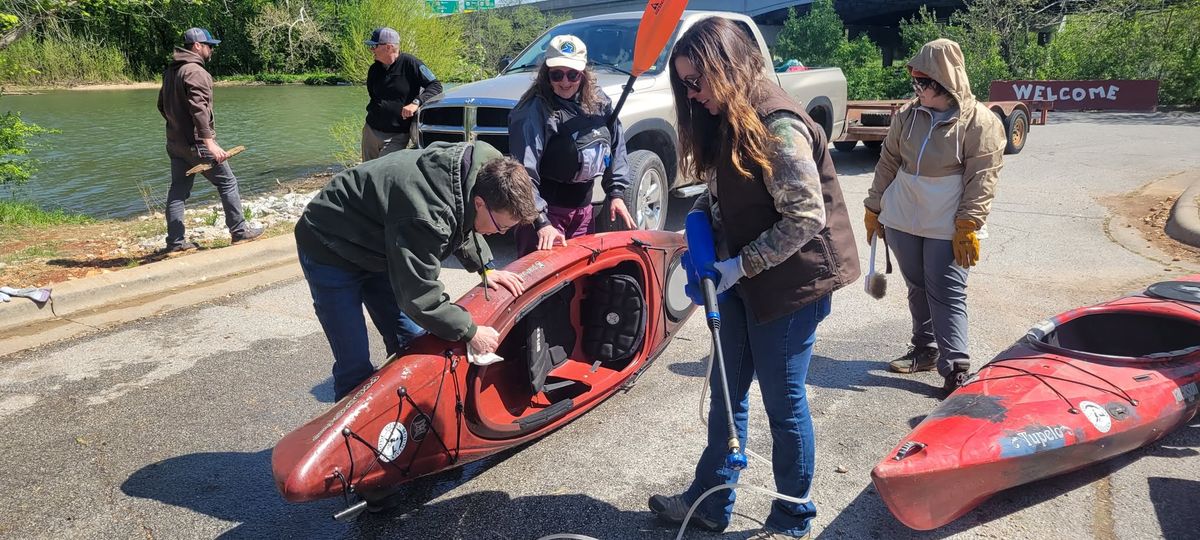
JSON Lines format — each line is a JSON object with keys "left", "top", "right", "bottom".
{"left": 549, "top": 69, "right": 581, "bottom": 82}
{"left": 911, "top": 77, "right": 935, "bottom": 92}
{"left": 680, "top": 74, "right": 703, "bottom": 93}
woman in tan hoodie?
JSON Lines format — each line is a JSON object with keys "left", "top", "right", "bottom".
{"left": 863, "top": 39, "right": 1005, "bottom": 397}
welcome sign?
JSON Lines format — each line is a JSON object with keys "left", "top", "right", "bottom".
{"left": 989, "top": 80, "right": 1160, "bottom": 111}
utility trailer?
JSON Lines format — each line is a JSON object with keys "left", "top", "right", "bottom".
{"left": 832, "top": 99, "right": 1051, "bottom": 155}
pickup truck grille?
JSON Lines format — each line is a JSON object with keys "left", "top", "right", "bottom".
{"left": 418, "top": 99, "right": 516, "bottom": 155}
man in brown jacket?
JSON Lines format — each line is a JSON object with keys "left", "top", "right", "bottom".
{"left": 157, "top": 27, "right": 261, "bottom": 252}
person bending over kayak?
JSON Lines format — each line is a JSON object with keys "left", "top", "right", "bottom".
{"left": 295, "top": 141, "right": 539, "bottom": 400}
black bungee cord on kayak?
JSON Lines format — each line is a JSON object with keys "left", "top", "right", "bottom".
{"left": 970, "top": 354, "right": 1139, "bottom": 413}
{"left": 329, "top": 351, "right": 463, "bottom": 520}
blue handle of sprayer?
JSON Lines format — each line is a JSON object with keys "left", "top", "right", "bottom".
{"left": 685, "top": 211, "right": 718, "bottom": 281}
{"left": 726, "top": 450, "right": 748, "bottom": 471}
{"left": 685, "top": 211, "right": 729, "bottom": 313}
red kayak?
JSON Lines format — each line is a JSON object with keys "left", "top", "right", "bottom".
{"left": 872, "top": 276, "right": 1200, "bottom": 530}
{"left": 272, "top": 230, "right": 695, "bottom": 512}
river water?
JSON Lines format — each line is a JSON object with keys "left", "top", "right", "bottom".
{"left": 2, "top": 84, "right": 370, "bottom": 218}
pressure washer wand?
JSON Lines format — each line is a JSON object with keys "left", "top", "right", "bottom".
{"left": 700, "top": 276, "right": 748, "bottom": 471}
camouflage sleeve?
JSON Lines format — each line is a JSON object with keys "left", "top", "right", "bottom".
{"left": 738, "top": 114, "right": 826, "bottom": 278}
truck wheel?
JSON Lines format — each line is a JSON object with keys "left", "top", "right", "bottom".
{"left": 1003, "top": 109, "right": 1028, "bottom": 155}
{"left": 833, "top": 141, "right": 858, "bottom": 153}
{"left": 595, "top": 150, "right": 668, "bottom": 232}
{"left": 864, "top": 140, "right": 883, "bottom": 151}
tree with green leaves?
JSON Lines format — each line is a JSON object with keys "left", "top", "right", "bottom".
{"left": 458, "top": 5, "right": 571, "bottom": 78}
{"left": 774, "top": 0, "right": 844, "bottom": 67}
{"left": 0, "top": 108, "right": 55, "bottom": 189}
{"left": 332, "top": 0, "right": 467, "bottom": 82}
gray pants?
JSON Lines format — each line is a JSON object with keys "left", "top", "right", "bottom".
{"left": 361, "top": 123, "right": 411, "bottom": 162}
{"left": 166, "top": 144, "right": 247, "bottom": 248}
{"left": 885, "top": 227, "right": 970, "bottom": 376}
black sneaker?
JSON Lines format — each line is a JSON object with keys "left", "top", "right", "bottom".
{"left": 648, "top": 494, "right": 725, "bottom": 532}
{"left": 163, "top": 241, "right": 199, "bottom": 253}
{"left": 940, "top": 360, "right": 972, "bottom": 398}
{"left": 232, "top": 226, "right": 264, "bottom": 244}
{"left": 888, "top": 346, "right": 938, "bottom": 374}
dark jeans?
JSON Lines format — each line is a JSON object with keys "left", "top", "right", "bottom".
{"left": 885, "top": 227, "right": 970, "bottom": 376}
{"left": 166, "top": 144, "right": 247, "bottom": 247}
{"left": 682, "top": 292, "right": 832, "bottom": 537}
{"left": 298, "top": 247, "right": 425, "bottom": 400}
{"left": 515, "top": 203, "right": 594, "bottom": 257}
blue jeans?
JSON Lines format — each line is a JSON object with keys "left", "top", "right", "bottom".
{"left": 298, "top": 248, "right": 425, "bottom": 400}
{"left": 683, "top": 292, "right": 831, "bottom": 537}
{"left": 884, "top": 227, "right": 970, "bottom": 377}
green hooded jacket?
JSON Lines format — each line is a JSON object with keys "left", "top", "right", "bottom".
{"left": 295, "top": 141, "right": 501, "bottom": 342}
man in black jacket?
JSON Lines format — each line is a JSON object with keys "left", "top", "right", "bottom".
{"left": 361, "top": 27, "right": 443, "bottom": 161}
{"left": 295, "top": 141, "right": 538, "bottom": 400}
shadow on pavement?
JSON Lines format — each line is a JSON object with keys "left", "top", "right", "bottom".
{"left": 667, "top": 355, "right": 942, "bottom": 399}
{"left": 121, "top": 445, "right": 524, "bottom": 539}
{"left": 1149, "top": 476, "right": 1200, "bottom": 540}
{"left": 310, "top": 377, "right": 335, "bottom": 403}
{"left": 819, "top": 423, "right": 1200, "bottom": 539}
{"left": 829, "top": 146, "right": 884, "bottom": 177}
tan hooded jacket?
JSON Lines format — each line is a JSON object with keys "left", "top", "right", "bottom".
{"left": 864, "top": 39, "right": 1005, "bottom": 240}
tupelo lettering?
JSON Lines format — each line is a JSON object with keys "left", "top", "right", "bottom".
{"left": 1010, "top": 425, "right": 1069, "bottom": 448}
{"left": 1012, "top": 83, "right": 1119, "bottom": 102}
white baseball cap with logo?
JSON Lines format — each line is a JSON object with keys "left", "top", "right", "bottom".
{"left": 545, "top": 35, "right": 588, "bottom": 72}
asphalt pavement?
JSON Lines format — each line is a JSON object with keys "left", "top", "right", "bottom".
{"left": 1, "top": 111, "right": 1198, "bottom": 540}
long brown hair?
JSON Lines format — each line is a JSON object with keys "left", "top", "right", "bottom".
{"left": 669, "top": 16, "right": 776, "bottom": 180}
{"left": 517, "top": 63, "right": 605, "bottom": 115}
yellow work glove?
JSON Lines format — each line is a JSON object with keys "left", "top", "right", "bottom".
{"left": 953, "top": 219, "right": 980, "bottom": 268}
{"left": 864, "top": 208, "right": 883, "bottom": 242}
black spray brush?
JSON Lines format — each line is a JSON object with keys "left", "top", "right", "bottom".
{"left": 864, "top": 234, "right": 892, "bottom": 299}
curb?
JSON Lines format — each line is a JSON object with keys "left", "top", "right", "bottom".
{"left": 1165, "top": 176, "right": 1200, "bottom": 249}
{"left": 0, "top": 234, "right": 298, "bottom": 337}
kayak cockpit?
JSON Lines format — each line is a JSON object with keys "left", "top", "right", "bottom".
{"left": 1028, "top": 311, "right": 1200, "bottom": 361}
{"left": 468, "top": 259, "right": 650, "bottom": 439}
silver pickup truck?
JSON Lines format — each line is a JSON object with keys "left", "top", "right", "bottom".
{"left": 418, "top": 10, "right": 847, "bottom": 230}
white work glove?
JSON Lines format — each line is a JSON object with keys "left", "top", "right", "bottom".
{"left": 713, "top": 256, "right": 745, "bottom": 294}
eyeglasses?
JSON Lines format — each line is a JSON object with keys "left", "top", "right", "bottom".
{"left": 484, "top": 202, "right": 513, "bottom": 233}
{"left": 911, "top": 77, "right": 935, "bottom": 92}
{"left": 680, "top": 74, "right": 703, "bottom": 93}
{"left": 549, "top": 69, "right": 581, "bottom": 82}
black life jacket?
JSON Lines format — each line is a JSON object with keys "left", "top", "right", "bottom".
{"left": 538, "top": 106, "right": 612, "bottom": 184}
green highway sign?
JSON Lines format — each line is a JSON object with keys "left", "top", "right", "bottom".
{"left": 464, "top": 0, "right": 496, "bottom": 10}
{"left": 427, "top": 0, "right": 459, "bottom": 14}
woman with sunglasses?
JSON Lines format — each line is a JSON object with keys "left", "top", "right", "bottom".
{"left": 863, "top": 38, "right": 1005, "bottom": 396}
{"left": 648, "top": 17, "right": 859, "bottom": 540}
{"left": 508, "top": 34, "right": 635, "bottom": 256}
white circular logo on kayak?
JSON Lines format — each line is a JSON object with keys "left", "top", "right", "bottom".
{"left": 377, "top": 421, "right": 408, "bottom": 463}
{"left": 1079, "top": 401, "right": 1112, "bottom": 433}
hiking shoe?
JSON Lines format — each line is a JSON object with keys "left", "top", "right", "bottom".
{"left": 648, "top": 494, "right": 725, "bottom": 532}
{"left": 940, "top": 360, "right": 972, "bottom": 398}
{"left": 747, "top": 529, "right": 811, "bottom": 540}
{"left": 232, "top": 226, "right": 264, "bottom": 244}
{"left": 888, "top": 346, "right": 938, "bottom": 374}
{"left": 163, "top": 241, "right": 199, "bottom": 253}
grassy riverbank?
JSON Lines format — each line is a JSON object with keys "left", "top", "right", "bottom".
{"left": 0, "top": 174, "right": 330, "bottom": 287}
